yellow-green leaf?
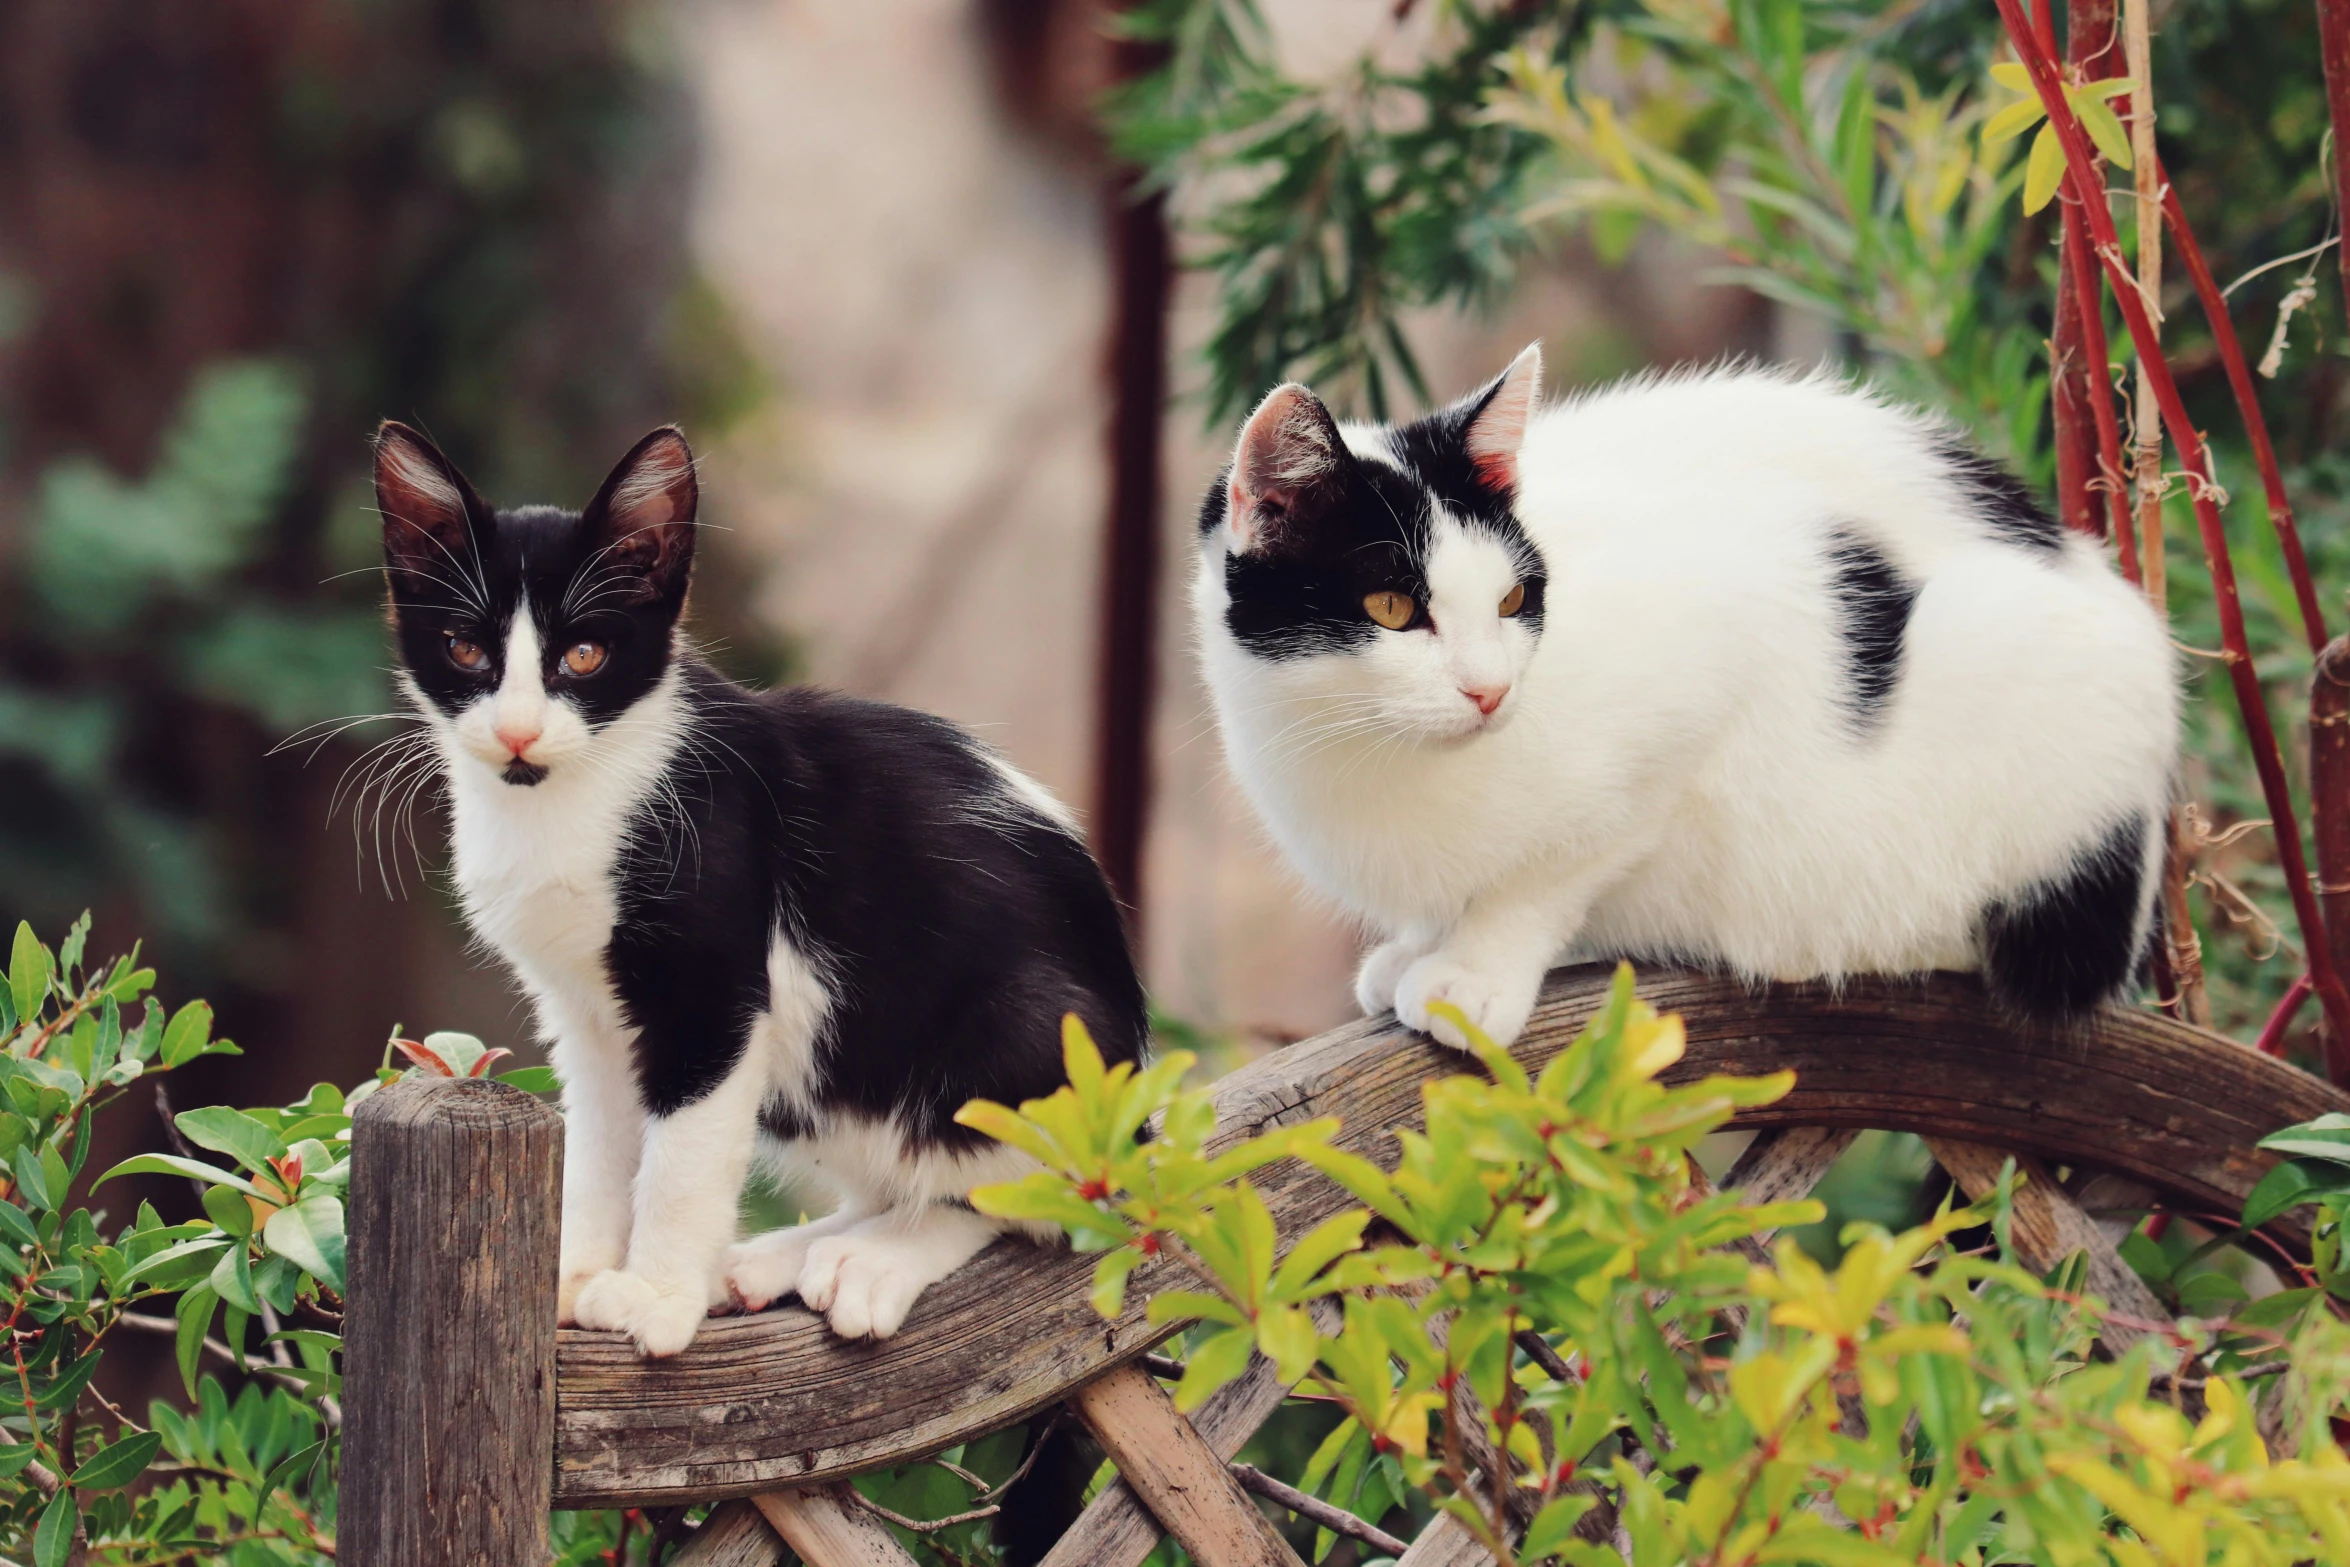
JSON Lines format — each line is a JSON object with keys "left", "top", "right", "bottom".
{"left": 2023, "top": 123, "right": 2066, "bottom": 213}
{"left": 1981, "top": 95, "right": 2047, "bottom": 147}
{"left": 2073, "top": 93, "right": 2134, "bottom": 168}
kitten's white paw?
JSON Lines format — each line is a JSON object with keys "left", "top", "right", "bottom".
{"left": 1354, "top": 936, "right": 1434, "bottom": 1016}
{"left": 1395, "top": 952, "right": 1541, "bottom": 1050}
{"left": 570, "top": 1269, "right": 707, "bottom": 1358}
{"left": 797, "top": 1233, "right": 935, "bottom": 1341}
{"left": 723, "top": 1226, "right": 821, "bottom": 1314}
{"left": 557, "top": 1248, "right": 623, "bottom": 1325}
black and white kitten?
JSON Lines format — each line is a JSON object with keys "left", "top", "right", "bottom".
{"left": 377, "top": 422, "right": 1146, "bottom": 1356}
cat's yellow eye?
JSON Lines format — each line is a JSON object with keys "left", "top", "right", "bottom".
{"left": 1499, "top": 582, "right": 1527, "bottom": 617}
{"left": 1363, "top": 590, "right": 1417, "bottom": 630}
{"left": 446, "top": 635, "right": 489, "bottom": 672}
{"left": 563, "top": 641, "right": 609, "bottom": 677}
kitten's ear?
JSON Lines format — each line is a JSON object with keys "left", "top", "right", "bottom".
{"left": 375, "top": 422, "right": 488, "bottom": 586}
{"left": 580, "top": 426, "right": 697, "bottom": 604}
{"left": 1462, "top": 343, "right": 1543, "bottom": 492}
{"left": 1227, "top": 383, "right": 1344, "bottom": 552}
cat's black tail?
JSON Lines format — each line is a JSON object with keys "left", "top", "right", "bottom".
{"left": 991, "top": 1419, "right": 1101, "bottom": 1567}
{"left": 1980, "top": 813, "right": 2159, "bottom": 1019}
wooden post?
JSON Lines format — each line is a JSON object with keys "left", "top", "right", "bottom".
{"left": 340, "top": 1077, "right": 564, "bottom": 1567}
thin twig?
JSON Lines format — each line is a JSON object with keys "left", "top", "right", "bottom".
{"left": 1514, "top": 1328, "right": 1578, "bottom": 1384}
{"left": 1230, "top": 1461, "right": 1411, "bottom": 1557}
{"left": 848, "top": 1491, "right": 1001, "bottom": 1534}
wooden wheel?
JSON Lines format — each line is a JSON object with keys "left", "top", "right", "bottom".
{"left": 341, "top": 964, "right": 2350, "bottom": 1566}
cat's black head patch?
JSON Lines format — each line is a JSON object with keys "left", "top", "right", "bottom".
{"left": 375, "top": 422, "right": 699, "bottom": 727}
{"left": 1201, "top": 350, "right": 1548, "bottom": 660}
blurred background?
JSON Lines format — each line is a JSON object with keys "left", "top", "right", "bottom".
{"left": 2, "top": 0, "right": 2342, "bottom": 1142}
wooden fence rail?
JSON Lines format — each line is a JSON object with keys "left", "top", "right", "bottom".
{"left": 338, "top": 963, "right": 2350, "bottom": 1565}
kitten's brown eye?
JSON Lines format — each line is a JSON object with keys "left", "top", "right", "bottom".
{"left": 1363, "top": 591, "right": 1417, "bottom": 630}
{"left": 1499, "top": 582, "right": 1527, "bottom": 617}
{"left": 562, "top": 641, "right": 608, "bottom": 677}
{"left": 446, "top": 635, "right": 488, "bottom": 672}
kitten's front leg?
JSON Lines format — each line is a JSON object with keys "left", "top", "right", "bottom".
{"left": 1354, "top": 925, "right": 1439, "bottom": 1016}
{"left": 1395, "top": 846, "right": 1648, "bottom": 1051}
{"left": 571, "top": 1046, "right": 764, "bottom": 1358}
{"left": 553, "top": 1034, "right": 642, "bottom": 1325}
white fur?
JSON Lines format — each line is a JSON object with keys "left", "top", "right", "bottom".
{"left": 417, "top": 602, "right": 1041, "bottom": 1355}
{"left": 1194, "top": 362, "right": 2178, "bottom": 1050}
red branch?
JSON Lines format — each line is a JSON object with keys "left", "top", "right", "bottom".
{"left": 1995, "top": 0, "right": 2350, "bottom": 1072}
{"left": 2157, "top": 172, "right": 2329, "bottom": 651}
{"left": 2059, "top": 198, "right": 2138, "bottom": 580}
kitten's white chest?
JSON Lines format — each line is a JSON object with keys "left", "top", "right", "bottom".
{"left": 449, "top": 774, "right": 632, "bottom": 1026}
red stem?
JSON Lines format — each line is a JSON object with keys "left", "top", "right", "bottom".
{"left": 2157, "top": 171, "right": 2329, "bottom": 651}
{"left": 2254, "top": 973, "right": 2313, "bottom": 1057}
{"left": 1996, "top": 0, "right": 2350, "bottom": 1072}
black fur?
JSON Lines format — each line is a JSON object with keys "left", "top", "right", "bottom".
{"left": 1203, "top": 379, "right": 1547, "bottom": 661}
{"left": 1936, "top": 439, "right": 2065, "bottom": 555}
{"left": 1824, "top": 530, "right": 1918, "bottom": 729}
{"left": 377, "top": 425, "right": 1148, "bottom": 1142}
{"left": 1981, "top": 814, "right": 2151, "bottom": 1016}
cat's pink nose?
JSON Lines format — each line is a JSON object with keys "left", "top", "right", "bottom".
{"left": 495, "top": 723, "right": 542, "bottom": 757}
{"left": 1462, "top": 685, "right": 1508, "bottom": 716}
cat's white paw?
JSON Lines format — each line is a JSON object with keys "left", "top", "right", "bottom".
{"left": 1395, "top": 951, "right": 1542, "bottom": 1051}
{"left": 571, "top": 1269, "right": 708, "bottom": 1358}
{"left": 1355, "top": 936, "right": 1434, "bottom": 1016}
{"left": 557, "top": 1247, "right": 623, "bottom": 1325}
{"left": 797, "top": 1233, "right": 937, "bottom": 1341}
{"left": 723, "top": 1227, "right": 821, "bottom": 1313}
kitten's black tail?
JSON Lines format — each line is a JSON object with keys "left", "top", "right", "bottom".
{"left": 1980, "top": 812, "right": 2159, "bottom": 1019}
{"left": 991, "top": 1419, "right": 1101, "bottom": 1567}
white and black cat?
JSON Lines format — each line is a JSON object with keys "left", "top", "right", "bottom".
{"left": 376, "top": 422, "right": 1146, "bottom": 1356}
{"left": 1194, "top": 347, "right": 2178, "bottom": 1050}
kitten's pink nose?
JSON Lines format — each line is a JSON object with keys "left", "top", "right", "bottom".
{"left": 1462, "top": 684, "right": 1508, "bottom": 716}
{"left": 495, "top": 722, "right": 542, "bottom": 758}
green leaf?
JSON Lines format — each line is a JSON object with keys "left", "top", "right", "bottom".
{"left": 2243, "top": 1159, "right": 2350, "bottom": 1228}
{"left": 176, "top": 1284, "right": 219, "bottom": 1397}
{"left": 12, "top": 1143, "right": 51, "bottom": 1212}
{"left": 32, "top": 1490, "right": 75, "bottom": 1567}
{"left": 262, "top": 1194, "right": 347, "bottom": 1290}
{"left": 118, "top": 1233, "right": 231, "bottom": 1290}
{"left": 174, "top": 1105, "right": 287, "bottom": 1172}
{"left": 211, "top": 1239, "right": 261, "bottom": 1312}
{"left": 1173, "top": 1325, "right": 1256, "bottom": 1411}
{"left": 2233, "top": 1286, "right": 2319, "bottom": 1330}
{"left": 2022, "top": 124, "right": 2066, "bottom": 214}
{"left": 10, "top": 922, "right": 51, "bottom": 1029}
{"left": 261, "top": 1437, "right": 326, "bottom": 1502}
{"left": 159, "top": 1000, "right": 216, "bottom": 1068}
{"left": 0, "top": 1200, "right": 37, "bottom": 1251}
{"left": 55, "top": 913, "right": 90, "bottom": 978}
{"left": 1981, "top": 96, "right": 2046, "bottom": 148}
{"left": 70, "top": 1430, "right": 162, "bottom": 1490}
{"left": 2073, "top": 92, "right": 2134, "bottom": 169}
{"left": 494, "top": 1065, "right": 559, "bottom": 1094}
{"left": 35, "top": 1349, "right": 100, "bottom": 1411}
{"left": 203, "top": 1182, "right": 255, "bottom": 1238}
{"left": 1522, "top": 1493, "right": 1599, "bottom": 1560}
{"left": 2258, "top": 1115, "right": 2350, "bottom": 1162}
{"left": 96, "top": 1152, "right": 262, "bottom": 1198}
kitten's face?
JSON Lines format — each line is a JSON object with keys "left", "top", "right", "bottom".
{"left": 376, "top": 424, "right": 697, "bottom": 787}
{"left": 1200, "top": 347, "right": 1547, "bottom": 745}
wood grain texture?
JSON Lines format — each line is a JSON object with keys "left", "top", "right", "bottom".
{"left": 340, "top": 1078, "right": 563, "bottom": 1567}
{"left": 552, "top": 964, "right": 2349, "bottom": 1506}
{"left": 752, "top": 1485, "right": 920, "bottom": 1567}
{"left": 1040, "top": 1301, "right": 1340, "bottom": 1567}
{"left": 1070, "top": 1363, "right": 1305, "bottom": 1567}
{"left": 1724, "top": 1127, "right": 1860, "bottom": 1219}
{"left": 670, "top": 1501, "right": 787, "bottom": 1567}
{"left": 1924, "top": 1140, "right": 2172, "bottom": 1349}
{"left": 1395, "top": 1512, "right": 1497, "bottom": 1567}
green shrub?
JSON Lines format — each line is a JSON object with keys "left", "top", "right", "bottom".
{"left": 965, "top": 969, "right": 2350, "bottom": 1565}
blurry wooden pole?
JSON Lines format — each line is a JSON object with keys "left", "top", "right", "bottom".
{"left": 2050, "top": 0, "right": 2119, "bottom": 537}
{"left": 1091, "top": 21, "right": 1173, "bottom": 929}
{"left": 2315, "top": 642, "right": 2350, "bottom": 1075}
{"left": 2321, "top": 0, "right": 2350, "bottom": 331}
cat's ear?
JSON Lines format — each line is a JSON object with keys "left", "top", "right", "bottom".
{"left": 1227, "top": 383, "right": 1344, "bottom": 552}
{"left": 1462, "top": 343, "right": 1543, "bottom": 492}
{"left": 580, "top": 427, "right": 698, "bottom": 604}
{"left": 375, "top": 422, "right": 488, "bottom": 587}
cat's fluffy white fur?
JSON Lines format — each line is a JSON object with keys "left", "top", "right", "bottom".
{"left": 1194, "top": 353, "right": 2178, "bottom": 1049}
